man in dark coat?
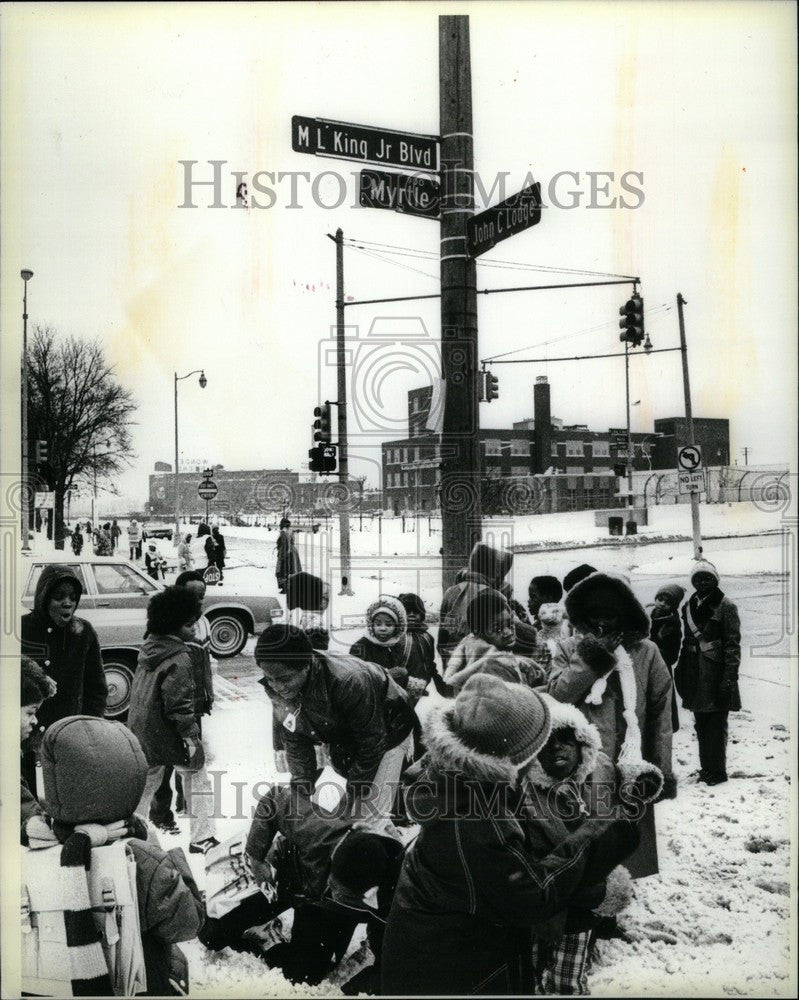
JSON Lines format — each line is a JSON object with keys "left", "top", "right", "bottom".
{"left": 21, "top": 565, "right": 108, "bottom": 795}
{"left": 256, "top": 625, "right": 415, "bottom": 823}
{"left": 675, "top": 559, "right": 741, "bottom": 786}
{"left": 437, "top": 541, "right": 514, "bottom": 667}
{"left": 128, "top": 586, "right": 218, "bottom": 853}
{"left": 381, "top": 674, "right": 639, "bottom": 996}
{"left": 276, "top": 518, "right": 302, "bottom": 594}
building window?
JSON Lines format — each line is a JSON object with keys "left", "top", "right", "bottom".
{"left": 565, "top": 440, "right": 584, "bottom": 457}
{"left": 551, "top": 443, "right": 560, "bottom": 456}
{"left": 511, "top": 439, "right": 529, "bottom": 456}
{"left": 592, "top": 441, "right": 610, "bottom": 457}
{"left": 484, "top": 439, "right": 501, "bottom": 456}
{"left": 566, "top": 465, "right": 584, "bottom": 475}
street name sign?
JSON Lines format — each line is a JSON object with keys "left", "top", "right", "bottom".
{"left": 467, "top": 181, "right": 542, "bottom": 258}
{"left": 292, "top": 116, "right": 439, "bottom": 171}
{"left": 359, "top": 169, "right": 440, "bottom": 219}
{"left": 678, "top": 470, "right": 706, "bottom": 495}
{"left": 198, "top": 479, "right": 218, "bottom": 500}
{"left": 677, "top": 444, "right": 702, "bottom": 471}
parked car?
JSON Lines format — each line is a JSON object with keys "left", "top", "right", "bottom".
{"left": 142, "top": 522, "right": 174, "bottom": 540}
{"left": 21, "top": 555, "right": 284, "bottom": 719}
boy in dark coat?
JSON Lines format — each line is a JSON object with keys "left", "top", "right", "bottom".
{"left": 648, "top": 583, "right": 685, "bottom": 732}
{"left": 21, "top": 565, "right": 108, "bottom": 796}
{"left": 397, "top": 592, "right": 444, "bottom": 697}
{"left": 350, "top": 596, "right": 412, "bottom": 690}
{"left": 201, "top": 780, "right": 403, "bottom": 988}
{"left": 675, "top": 559, "right": 741, "bottom": 785}
{"left": 22, "top": 716, "right": 203, "bottom": 997}
{"left": 382, "top": 675, "right": 639, "bottom": 996}
{"left": 128, "top": 586, "right": 218, "bottom": 853}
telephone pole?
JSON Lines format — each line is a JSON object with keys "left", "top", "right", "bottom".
{"left": 741, "top": 446, "right": 750, "bottom": 466}
{"left": 439, "top": 14, "right": 481, "bottom": 592}
{"left": 677, "top": 293, "right": 702, "bottom": 559}
{"left": 333, "top": 228, "right": 353, "bottom": 595}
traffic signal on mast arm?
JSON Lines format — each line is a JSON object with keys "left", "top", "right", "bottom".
{"left": 313, "top": 403, "right": 333, "bottom": 444}
{"left": 619, "top": 293, "right": 645, "bottom": 347}
{"left": 308, "top": 444, "right": 337, "bottom": 475}
{"left": 35, "top": 440, "right": 49, "bottom": 464}
{"left": 308, "top": 445, "right": 323, "bottom": 473}
{"left": 485, "top": 372, "right": 500, "bottom": 402}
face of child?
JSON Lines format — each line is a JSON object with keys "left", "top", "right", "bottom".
{"left": 484, "top": 610, "right": 516, "bottom": 650}
{"left": 183, "top": 579, "right": 206, "bottom": 609}
{"left": 693, "top": 572, "right": 717, "bottom": 597}
{"left": 47, "top": 582, "right": 79, "bottom": 626}
{"left": 538, "top": 728, "right": 581, "bottom": 780}
{"left": 527, "top": 584, "right": 543, "bottom": 618}
{"left": 259, "top": 660, "right": 310, "bottom": 704}
{"left": 20, "top": 703, "right": 41, "bottom": 743}
{"left": 405, "top": 611, "right": 423, "bottom": 629}
{"left": 178, "top": 621, "right": 196, "bottom": 642}
{"left": 654, "top": 595, "right": 673, "bottom": 613}
{"left": 372, "top": 612, "right": 397, "bottom": 642}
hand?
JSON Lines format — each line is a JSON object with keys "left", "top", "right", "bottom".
{"left": 74, "top": 823, "right": 110, "bottom": 847}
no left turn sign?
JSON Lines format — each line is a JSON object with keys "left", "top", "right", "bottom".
{"left": 677, "top": 445, "right": 702, "bottom": 471}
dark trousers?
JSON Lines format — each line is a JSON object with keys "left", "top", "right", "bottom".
{"left": 149, "top": 765, "right": 185, "bottom": 825}
{"left": 694, "top": 710, "right": 729, "bottom": 779}
{"left": 200, "top": 895, "right": 357, "bottom": 985}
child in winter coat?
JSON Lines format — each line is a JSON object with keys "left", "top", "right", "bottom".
{"left": 21, "top": 715, "right": 204, "bottom": 997}
{"left": 70, "top": 525, "right": 84, "bottom": 556}
{"left": 397, "top": 592, "right": 447, "bottom": 698}
{"left": 675, "top": 559, "right": 741, "bottom": 786}
{"left": 648, "top": 583, "right": 685, "bottom": 733}
{"left": 524, "top": 696, "right": 662, "bottom": 994}
{"left": 350, "top": 596, "right": 413, "bottom": 691}
{"left": 20, "top": 657, "right": 57, "bottom": 844}
{"left": 145, "top": 541, "right": 167, "bottom": 580}
{"left": 444, "top": 588, "right": 548, "bottom": 692}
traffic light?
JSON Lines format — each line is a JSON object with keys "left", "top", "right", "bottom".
{"left": 308, "top": 446, "right": 323, "bottom": 473}
{"left": 322, "top": 445, "right": 337, "bottom": 474}
{"left": 35, "top": 440, "right": 48, "bottom": 463}
{"left": 308, "top": 444, "right": 337, "bottom": 474}
{"left": 477, "top": 371, "right": 486, "bottom": 402}
{"left": 485, "top": 372, "right": 500, "bottom": 402}
{"left": 619, "top": 293, "right": 645, "bottom": 347}
{"left": 313, "top": 403, "right": 333, "bottom": 444}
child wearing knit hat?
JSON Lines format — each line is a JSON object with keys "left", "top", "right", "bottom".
{"left": 648, "top": 583, "right": 685, "bottom": 733}
{"left": 444, "top": 589, "right": 548, "bottom": 692}
{"left": 350, "top": 596, "right": 413, "bottom": 691}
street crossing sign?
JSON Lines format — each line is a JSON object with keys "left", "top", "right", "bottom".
{"left": 292, "top": 116, "right": 439, "bottom": 171}
{"left": 359, "top": 169, "right": 440, "bottom": 219}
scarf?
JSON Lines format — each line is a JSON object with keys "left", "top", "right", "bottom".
{"left": 583, "top": 644, "right": 643, "bottom": 769}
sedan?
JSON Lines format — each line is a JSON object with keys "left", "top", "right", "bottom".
{"left": 21, "top": 555, "right": 283, "bottom": 718}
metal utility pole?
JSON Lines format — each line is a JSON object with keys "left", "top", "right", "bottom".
{"left": 333, "top": 228, "right": 353, "bottom": 595}
{"left": 21, "top": 269, "right": 33, "bottom": 552}
{"left": 624, "top": 340, "right": 634, "bottom": 515}
{"left": 439, "top": 14, "right": 481, "bottom": 592}
{"left": 677, "top": 293, "right": 702, "bottom": 558}
{"left": 741, "top": 446, "right": 750, "bottom": 466}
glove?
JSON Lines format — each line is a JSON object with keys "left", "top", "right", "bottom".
{"left": 127, "top": 814, "right": 149, "bottom": 841}
{"left": 61, "top": 831, "right": 92, "bottom": 870}
{"left": 657, "top": 773, "right": 678, "bottom": 802}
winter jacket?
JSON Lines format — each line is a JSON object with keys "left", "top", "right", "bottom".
{"left": 437, "top": 543, "right": 514, "bottom": 666}
{"left": 211, "top": 531, "right": 226, "bottom": 569}
{"left": 522, "top": 698, "right": 661, "bottom": 941}
{"left": 246, "top": 783, "right": 403, "bottom": 904}
{"left": 127, "top": 838, "right": 204, "bottom": 996}
{"left": 191, "top": 531, "right": 216, "bottom": 569}
{"left": 444, "top": 633, "right": 547, "bottom": 692}
{"left": 381, "top": 703, "right": 639, "bottom": 996}
{"left": 276, "top": 528, "right": 302, "bottom": 586}
{"left": 71, "top": 532, "right": 84, "bottom": 556}
{"left": 350, "top": 636, "right": 410, "bottom": 688}
{"left": 128, "top": 521, "right": 142, "bottom": 544}
{"left": 128, "top": 635, "right": 200, "bottom": 766}
{"left": 405, "top": 624, "right": 438, "bottom": 684}
{"left": 177, "top": 541, "right": 193, "bottom": 571}
{"left": 187, "top": 615, "right": 214, "bottom": 717}
{"left": 21, "top": 566, "right": 107, "bottom": 731}
{"left": 649, "top": 607, "right": 682, "bottom": 731}
{"left": 675, "top": 590, "right": 741, "bottom": 713}
{"left": 263, "top": 651, "right": 415, "bottom": 794}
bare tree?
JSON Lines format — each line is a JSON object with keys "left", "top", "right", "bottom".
{"left": 27, "top": 326, "right": 138, "bottom": 549}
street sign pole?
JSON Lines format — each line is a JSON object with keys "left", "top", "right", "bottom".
{"left": 333, "top": 229, "right": 353, "bottom": 596}
{"left": 677, "top": 293, "right": 702, "bottom": 558}
{"left": 440, "top": 14, "right": 481, "bottom": 593}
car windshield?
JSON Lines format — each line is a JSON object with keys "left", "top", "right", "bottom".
{"left": 94, "top": 563, "right": 158, "bottom": 595}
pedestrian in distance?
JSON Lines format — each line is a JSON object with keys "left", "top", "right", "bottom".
{"left": 192, "top": 522, "right": 217, "bottom": 580}
{"left": 255, "top": 625, "right": 415, "bottom": 826}
{"left": 276, "top": 517, "right": 302, "bottom": 594}
{"left": 444, "top": 588, "right": 548, "bottom": 693}
{"left": 674, "top": 560, "right": 741, "bottom": 786}
{"left": 648, "top": 583, "right": 685, "bottom": 733}
{"left": 145, "top": 541, "right": 167, "bottom": 580}
{"left": 128, "top": 586, "right": 219, "bottom": 855}
{"left": 211, "top": 524, "right": 226, "bottom": 582}
{"left": 545, "top": 572, "right": 676, "bottom": 879}
{"left": 110, "top": 518, "right": 122, "bottom": 552}
{"left": 70, "top": 523, "right": 84, "bottom": 557}
{"left": 177, "top": 533, "right": 194, "bottom": 572}
{"left": 128, "top": 518, "right": 142, "bottom": 560}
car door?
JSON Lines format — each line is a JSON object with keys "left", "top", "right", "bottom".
{"left": 86, "top": 561, "right": 160, "bottom": 646}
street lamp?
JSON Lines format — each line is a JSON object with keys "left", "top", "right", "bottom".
{"left": 174, "top": 370, "right": 207, "bottom": 542}
{"left": 91, "top": 439, "right": 112, "bottom": 527}
{"left": 20, "top": 269, "right": 34, "bottom": 552}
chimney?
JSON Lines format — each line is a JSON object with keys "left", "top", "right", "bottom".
{"left": 533, "top": 376, "right": 552, "bottom": 474}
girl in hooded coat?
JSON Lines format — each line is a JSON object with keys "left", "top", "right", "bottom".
{"left": 350, "top": 596, "right": 413, "bottom": 692}
{"left": 545, "top": 572, "right": 676, "bottom": 878}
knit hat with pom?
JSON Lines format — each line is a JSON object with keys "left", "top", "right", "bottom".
{"left": 690, "top": 559, "right": 719, "bottom": 585}
{"left": 397, "top": 592, "right": 425, "bottom": 621}
{"left": 450, "top": 673, "right": 551, "bottom": 768}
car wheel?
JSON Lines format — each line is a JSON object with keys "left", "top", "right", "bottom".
{"left": 103, "top": 654, "right": 137, "bottom": 720}
{"left": 208, "top": 611, "right": 248, "bottom": 658}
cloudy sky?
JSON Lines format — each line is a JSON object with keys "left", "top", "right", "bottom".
{"left": 2, "top": 1, "right": 796, "bottom": 503}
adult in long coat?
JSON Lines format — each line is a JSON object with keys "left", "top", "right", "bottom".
{"left": 674, "top": 559, "right": 741, "bottom": 785}
{"left": 382, "top": 675, "right": 639, "bottom": 996}
{"left": 276, "top": 518, "right": 302, "bottom": 593}
{"left": 545, "top": 572, "right": 675, "bottom": 878}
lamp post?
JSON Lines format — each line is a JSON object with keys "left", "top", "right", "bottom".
{"left": 174, "top": 370, "right": 207, "bottom": 542}
{"left": 91, "top": 438, "right": 112, "bottom": 527}
{"left": 20, "top": 269, "right": 33, "bottom": 552}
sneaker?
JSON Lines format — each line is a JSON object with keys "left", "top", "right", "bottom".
{"left": 189, "top": 837, "right": 220, "bottom": 855}
{"left": 155, "top": 820, "right": 181, "bottom": 836}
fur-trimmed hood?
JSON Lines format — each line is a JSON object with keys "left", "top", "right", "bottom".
{"left": 366, "top": 596, "right": 407, "bottom": 646}
{"left": 524, "top": 695, "right": 603, "bottom": 789}
{"left": 420, "top": 701, "right": 521, "bottom": 786}
{"left": 565, "top": 572, "right": 650, "bottom": 642}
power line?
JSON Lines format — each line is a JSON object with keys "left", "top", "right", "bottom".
{"left": 481, "top": 346, "right": 683, "bottom": 364}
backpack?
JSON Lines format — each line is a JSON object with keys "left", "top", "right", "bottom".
{"left": 21, "top": 840, "right": 147, "bottom": 997}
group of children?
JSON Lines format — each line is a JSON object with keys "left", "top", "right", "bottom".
{"left": 18, "top": 543, "right": 741, "bottom": 997}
